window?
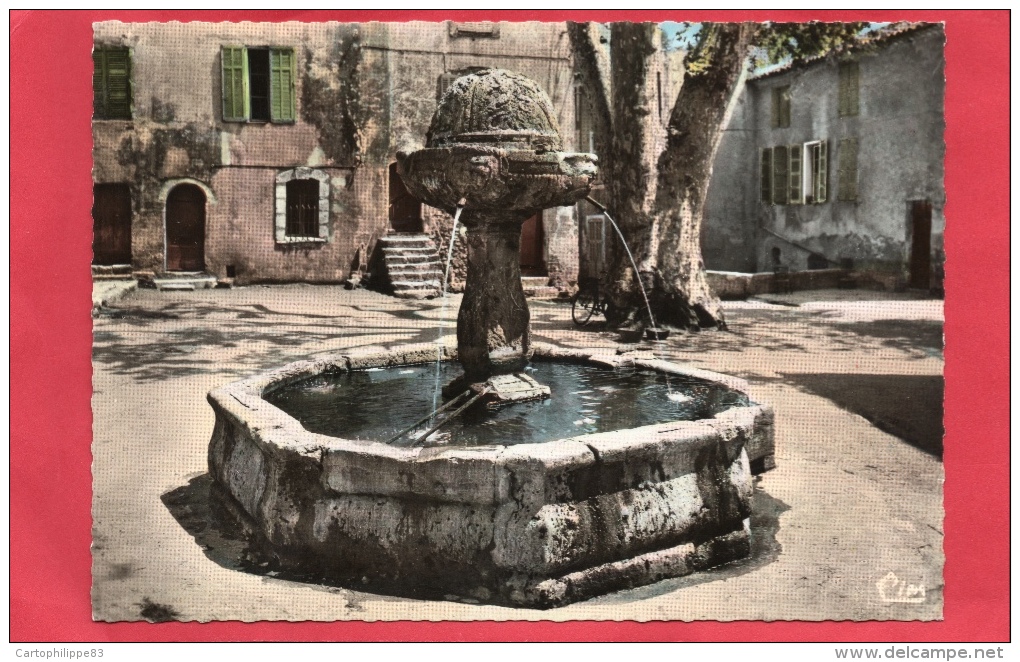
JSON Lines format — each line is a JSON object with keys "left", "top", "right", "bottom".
{"left": 286, "top": 180, "right": 320, "bottom": 237}
{"left": 448, "top": 21, "right": 500, "bottom": 38}
{"left": 760, "top": 141, "right": 828, "bottom": 205}
{"left": 838, "top": 61, "right": 860, "bottom": 117}
{"left": 221, "top": 46, "right": 295, "bottom": 123}
{"left": 437, "top": 72, "right": 458, "bottom": 101}
{"left": 437, "top": 67, "right": 487, "bottom": 102}
{"left": 771, "top": 85, "right": 791, "bottom": 128}
{"left": 93, "top": 47, "right": 131, "bottom": 119}
{"left": 804, "top": 141, "right": 828, "bottom": 204}
{"left": 275, "top": 168, "right": 330, "bottom": 243}
{"left": 837, "top": 138, "right": 859, "bottom": 201}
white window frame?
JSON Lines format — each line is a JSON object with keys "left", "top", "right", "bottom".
{"left": 275, "top": 167, "right": 330, "bottom": 244}
{"left": 803, "top": 141, "right": 820, "bottom": 204}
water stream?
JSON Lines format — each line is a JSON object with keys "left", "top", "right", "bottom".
{"left": 584, "top": 196, "right": 683, "bottom": 397}
{"left": 585, "top": 196, "right": 657, "bottom": 331}
{"left": 430, "top": 203, "right": 465, "bottom": 416}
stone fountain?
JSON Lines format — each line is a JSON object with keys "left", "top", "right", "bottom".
{"left": 205, "top": 69, "right": 775, "bottom": 608}
{"left": 396, "top": 69, "right": 598, "bottom": 405}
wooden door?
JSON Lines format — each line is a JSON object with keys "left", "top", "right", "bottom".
{"left": 92, "top": 183, "right": 132, "bottom": 265}
{"left": 519, "top": 212, "right": 546, "bottom": 276}
{"left": 388, "top": 163, "right": 422, "bottom": 233}
{"left": 909, "top": 200, "right": 932, "bottom": 289}
{"left": 583, "top": 214, "right": 606, "bottom": 277}
{"left": 166, "top": 184, "right": 206, "bottom": 271}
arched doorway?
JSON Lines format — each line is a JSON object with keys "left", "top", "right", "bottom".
{"left": 165, "top": 183, "right": 206, "bottom": 271}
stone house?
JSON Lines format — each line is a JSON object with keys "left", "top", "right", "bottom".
{"left": 91, "top": 21, "right": 586, "bottom": 292}
{"left": 702, "top": 24, "right": 946, "bottom": 292}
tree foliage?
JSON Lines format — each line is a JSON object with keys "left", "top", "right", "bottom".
{"left": 752, "top": 21, "right": 871, "bottom": 67}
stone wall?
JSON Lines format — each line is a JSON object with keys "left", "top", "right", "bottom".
{"left": 92, "top": 21, "right": 581, "bottom": 286}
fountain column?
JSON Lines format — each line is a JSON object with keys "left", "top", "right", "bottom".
{"left": 456, "top": 210, "right": 534, "bottom": 382}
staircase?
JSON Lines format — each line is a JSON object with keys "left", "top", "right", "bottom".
{"left": 521, "top": 276, "right": 559, "bottom": 299}
{"left": 378, "top": 233, "right": 444, "bottom": 299}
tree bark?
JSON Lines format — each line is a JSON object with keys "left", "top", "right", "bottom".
{"left": 603, "top": 22, "right": 664, "bottom": 324}
{"left": 651, "top": 22, "right": 758, "bottom": 329}
{"left": 569, "top": 21, "right": 758, "bottom": 331}
{"left": 566, "top": 22, "right": 612, "bottom": 143}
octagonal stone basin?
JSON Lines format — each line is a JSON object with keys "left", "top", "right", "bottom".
{"left": 207, "top": 342, "right": 775, "bottom": 608}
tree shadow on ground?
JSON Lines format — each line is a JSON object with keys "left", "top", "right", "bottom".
{"left": 162, "top": 473, "right": 789, "bottom": 610}
{"left": 93, "top": 300, "right": 438, "bottom": 383}
{"left": 536, "top": 307, "right": 944, "bottom": 364}
{"left": 827, "top": 319, "right": 943, "bottom": 356}
{"left": 781, "top": 373, "right": 944, "bottom": 458}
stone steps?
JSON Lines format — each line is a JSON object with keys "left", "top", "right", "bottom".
{"left": 521, "top": 275, "right": 560, "bottom": 299}
{"left": 378, "top": 233, "right": 444, "bottom": 299}
{"left": 139, "top": 272, "right": 218, "bottom": 291}
{"left": 91, "top": 264, "right": 133, "bottom": 278}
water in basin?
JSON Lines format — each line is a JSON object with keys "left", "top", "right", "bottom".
{"left": 266, "top": 361, "right": 750, "bottom": 447}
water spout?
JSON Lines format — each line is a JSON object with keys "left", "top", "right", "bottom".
{"left": 585, "top": 196, "right": 657, "bottom": 331}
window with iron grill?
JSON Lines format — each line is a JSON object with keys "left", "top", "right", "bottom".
{"left": 285, "top": 179, "right": 321, "bottom": 238}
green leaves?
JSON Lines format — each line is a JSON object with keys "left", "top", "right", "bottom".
{"left": 753, "top": 21, "right": 871, "bottom": 68}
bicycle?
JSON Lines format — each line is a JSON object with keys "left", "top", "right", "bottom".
{"left": 571, "top": 277, "right": 606, "bottom": 326}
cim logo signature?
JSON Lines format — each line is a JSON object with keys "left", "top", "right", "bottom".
{"left": 876, "top": 571, "right": 926, "bottom": 604}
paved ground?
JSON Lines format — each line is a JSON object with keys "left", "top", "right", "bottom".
{"left": 91, "top": 285, "right": 944, "bottom": 622}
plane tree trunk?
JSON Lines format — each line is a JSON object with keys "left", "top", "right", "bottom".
{"left": 569, "top": 21, "right": 758, "bottom": 330}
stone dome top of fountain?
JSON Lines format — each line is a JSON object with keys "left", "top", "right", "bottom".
{"left": 426, "top": 69, "right": 562, "bottom": 151}
{"left": 396, "top": 68, "right": 599, "bottom": 401}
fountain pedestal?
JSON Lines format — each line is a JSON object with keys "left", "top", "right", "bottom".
{"left": 442, "top": 210, "right": 550, "bottom": 405}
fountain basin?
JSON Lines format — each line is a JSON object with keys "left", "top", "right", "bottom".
{"left": 207, "top": 342, "right": 774, "bottom": 608}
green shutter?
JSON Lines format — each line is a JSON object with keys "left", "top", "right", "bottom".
{"left": 760, "top": 147, "right": 773, "bottom": 204}
{"left": 837, "top": 138, "right": 857, "bottom": 202}
{"left": 772, "top": 145, "right": 788, "bottom": 205}
{"left": 816, "top": 140, "right": 828, "bottom": 203}
{"left": 92, "top": 50, "right": 105, "bottom": 117}
{"left": 222, "top": 46, "right": 249, "bottom": 121}
{"left": 93, "top": 48, "right": 131, "bottom": 119}
{"left": 770, "top": 88, "right": 780, "bottom": 129}
{"left": 270, "top": 48, "right": 296, "bottom": 122}
{"left": 788, "top": 144, "right": 802, "bottom": 204}
{"left": 839, "top": 62, "right": 860, "bottom": 117}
